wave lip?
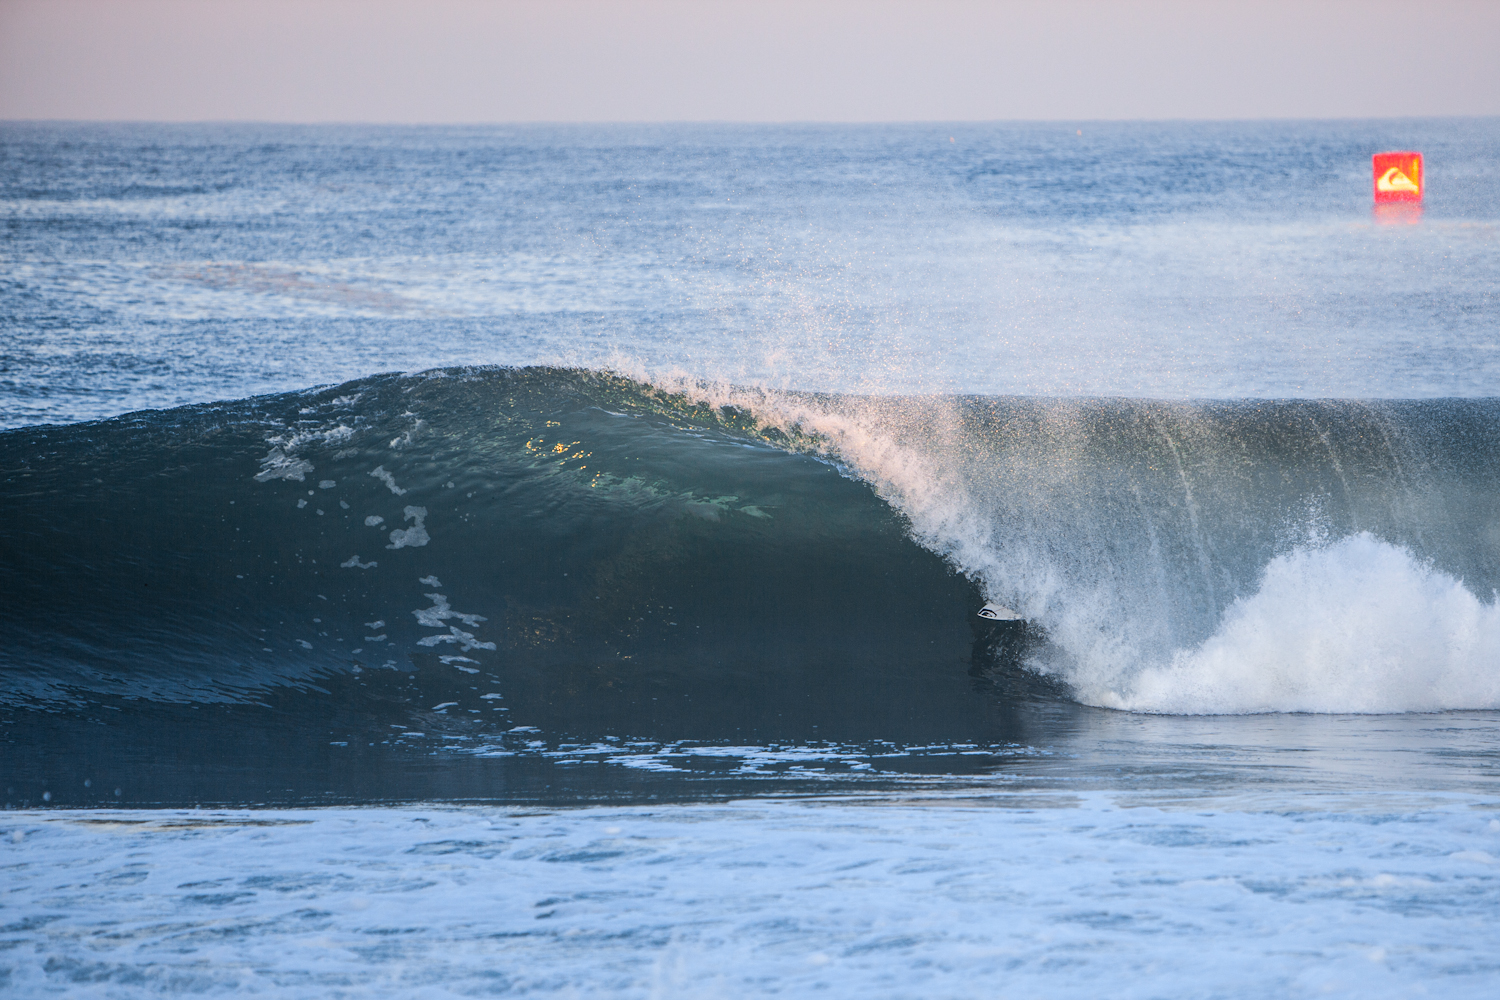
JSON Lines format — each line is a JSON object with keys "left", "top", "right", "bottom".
{"left": 1092, "top": 534, "right": 1500, "bottom": 714}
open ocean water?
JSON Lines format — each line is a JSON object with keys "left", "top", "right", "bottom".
{"left": 2, "top": 119, "right": 1500, "bottom": 997}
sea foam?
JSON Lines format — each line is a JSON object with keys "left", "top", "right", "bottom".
{"left": 1097, "top": 533, "right": 1500, "bottom": 714}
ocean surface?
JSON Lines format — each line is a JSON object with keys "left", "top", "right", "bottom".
{"left": 3, "top": 120, "right": 1499, "bottom": 997}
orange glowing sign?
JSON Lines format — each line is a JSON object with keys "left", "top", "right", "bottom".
{"left": 1373, "top": 151, "right": 1422, "bottom": 203}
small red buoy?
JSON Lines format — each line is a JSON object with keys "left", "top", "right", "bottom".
{"left": 1373, "top": 151, "right": 1422, "bottom": 204}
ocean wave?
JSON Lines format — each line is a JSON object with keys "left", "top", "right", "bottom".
{"left": 1, "top": 366, "right": 1497, "bottom": 724}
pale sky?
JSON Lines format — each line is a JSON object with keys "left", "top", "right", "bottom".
{"left": 1, "top": 0, "right": 1497, "bottom": 122}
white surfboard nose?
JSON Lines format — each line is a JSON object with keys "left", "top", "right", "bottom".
{"left": 977, "top": 602, "right": 1022, "bottom": 621}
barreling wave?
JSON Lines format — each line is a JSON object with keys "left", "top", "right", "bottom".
{"left": 1, "top": 366, "right": 1498, "bottom": 730}
{"left": 665, "top": 377, "right": 1500, "bottom": 715}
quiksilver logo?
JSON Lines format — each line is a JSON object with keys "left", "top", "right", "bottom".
{"left": 1377, "top": 166, "right": 1419, "bottom": 193}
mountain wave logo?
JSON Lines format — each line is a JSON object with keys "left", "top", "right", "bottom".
{"left": 1377, "top": 167, "right": 1419, "bottom": 194}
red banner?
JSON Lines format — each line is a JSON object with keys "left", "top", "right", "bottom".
{"left": 1373, "top": 151, "right": 1423, "bottom": 203}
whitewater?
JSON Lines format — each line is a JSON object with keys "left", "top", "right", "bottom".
{"left": 3, "top": 120, "right": 1500, "bottom": 996}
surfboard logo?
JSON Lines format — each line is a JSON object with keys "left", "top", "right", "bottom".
{"left": 1376, "top": 166, "right": 1419, "bottom": 194}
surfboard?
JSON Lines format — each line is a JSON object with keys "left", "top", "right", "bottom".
{"left": 977, "top": 602, "right": 1022, "bottom": 621}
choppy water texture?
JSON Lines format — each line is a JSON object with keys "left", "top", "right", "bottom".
{"left": 2, "top": 121, "right": 1499, "bottom": 996}
{"left": 7, "top": 796, "right": 1500, "bottom": 1000}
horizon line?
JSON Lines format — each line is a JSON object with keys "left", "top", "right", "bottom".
{"left": 5, "top": 114, "right": 1498, "bottom": 127}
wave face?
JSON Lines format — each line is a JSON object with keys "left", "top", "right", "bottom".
{"left": 0, "top": 368, "right": 994, "bottom": 749}
{"left": 2, "top": 367, "right": 1499, "bottom": 735}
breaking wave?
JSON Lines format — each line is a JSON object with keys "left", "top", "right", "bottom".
{"left": 1096, "top": 533, "right": 1500, "bottom": 713}
{"left": 2, "top": 366, "right": 1498, "bottom": 729}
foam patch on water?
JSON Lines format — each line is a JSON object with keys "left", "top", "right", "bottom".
{"left": 385, "top": 505, "right": 429, "bottom": 548}
{"left": 368, "top": 465, "right": 407, "bottom": 495}
{"left": 1088, "top": 533, "right": 1500, "bottom": 714}
{"left": 252, "top": 447, "right": 314, "bottom": 482}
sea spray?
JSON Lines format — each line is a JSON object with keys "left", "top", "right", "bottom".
{"left": 1101, "top": 532, "right": 1500, "bottom": 713}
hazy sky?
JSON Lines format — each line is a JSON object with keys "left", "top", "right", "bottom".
{"left": 2, "top": 0, "right": 1497, "bottom": 122}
